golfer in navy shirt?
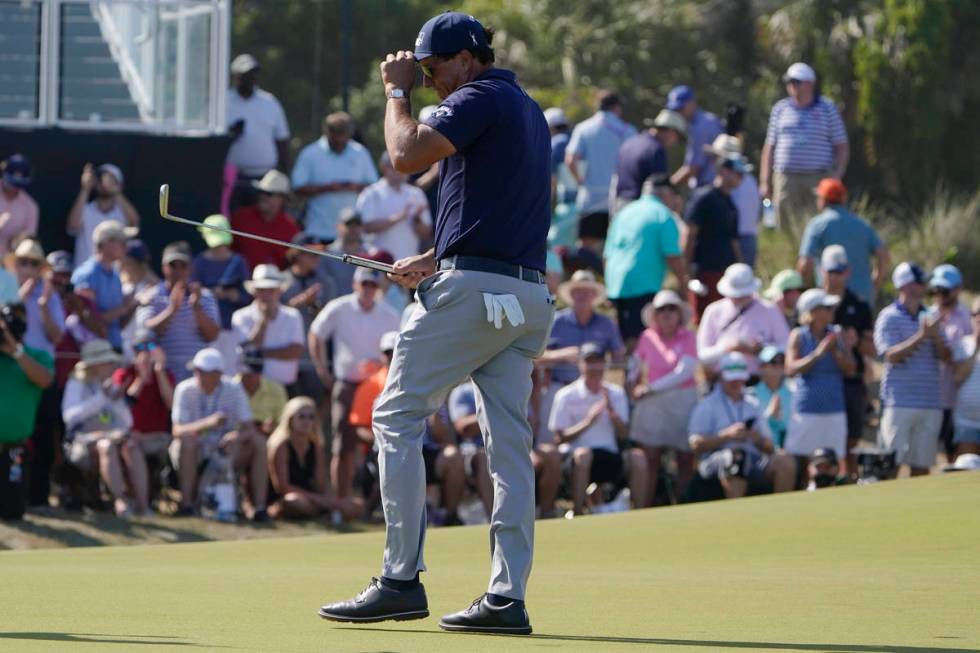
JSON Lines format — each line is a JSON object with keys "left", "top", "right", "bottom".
{"left": 318, "top": 12, "right": 554, "bottom": 636}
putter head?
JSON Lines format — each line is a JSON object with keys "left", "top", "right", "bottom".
{"left": 159, "top": 184, "right": 171, "bottom": 219}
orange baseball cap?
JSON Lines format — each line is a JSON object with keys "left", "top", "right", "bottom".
{"left": 815, "top": 178, "right": 847, "bottom": 204}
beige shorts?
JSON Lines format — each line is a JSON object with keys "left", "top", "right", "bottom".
{"left": 629, "top": 386, "right": 698, "bottom": 451}
{"left": 878, "top": 406, "right": 942, "bottom": 470}
{"left": 772, "top": 169, "right": 829, "bottom": 228}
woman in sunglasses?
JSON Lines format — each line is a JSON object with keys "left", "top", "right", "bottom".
{"left": 110, "top": 327, "right": 175, "bottom": 515}
{"left": 266, "top": 396, "right": 361, "bottom": 522}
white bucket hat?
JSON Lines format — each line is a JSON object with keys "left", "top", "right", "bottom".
{"left": 641, "top": 289, "right": 691, "bottom": 327}
{"left": 717, "top": 263, "right": 762, "bottom": 299}
{"left": 703, "top": 134, "right": 743, "bottom": 158}
{"left": 244, "top": 264, "right": 288, "bottom": 294}
{"left": 251, "top": 170, "right": 291, "bottom": 195}
{"left": 73, "top": 339, "right": 122, "bottom": 377}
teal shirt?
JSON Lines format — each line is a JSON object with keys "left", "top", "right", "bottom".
{"left": 603, "top": 195, "right": 680, "bottom": 299}
{"left": 0, "top": 346, "right": 53, "bottom": 444}
{"left": 799, "top": 205, "right": 882, "bottom": 303}
{"left": 749, "top": 380, "right": 793, "bottom": 448}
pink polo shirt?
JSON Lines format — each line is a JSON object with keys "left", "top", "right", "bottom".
{"left": 0, "top": 188, "right": 39, "bottom": 256}
{"left": 697, "top": 297, "right": 790, "bottom": 372}
{"left": 634, "top": 326, "right": 698, "bottom": 388}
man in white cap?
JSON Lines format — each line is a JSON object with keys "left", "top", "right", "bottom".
{"left": 308, "top": 266, "right": 400, "bottom": 498}
{"left": 67, "top": 162, "right": 140, "bottom": 267}
{"left": 759, "top": 62, "right": 849, "bottom": 228}
{"left": 612, "top": 109, "right": 686, "bottom": 215}
{"left": 226, "top": 53, "right": 290, "bottom": 212}
{"left": 874, "top": 262, "right": 950, "bottom": 476}
{"left": 292, "top": 112, "right": 379, "bottom": 243}
{"left": 687, "top": 351, "right": 797, "bottom": 500}
{"left": 232, "top": 264, "right": 305, "bottom": 388}
{"left": 697, "top": 263, "right": 790, "bottom": 375}
{"left": 171, "top": 347, "right": 267, "bottom": 519}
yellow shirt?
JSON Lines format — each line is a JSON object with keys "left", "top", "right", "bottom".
{"left": 235, "top": 374, "right": 288, "bottom": 426}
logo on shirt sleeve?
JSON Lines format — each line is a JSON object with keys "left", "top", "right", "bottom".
{"left": 431, "top": 106, "right": 453, "bottom": 120}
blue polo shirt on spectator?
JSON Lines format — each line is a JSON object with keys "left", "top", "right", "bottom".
{"left": 685, "top": 109, "right": 724, "bottom": 188}
{"left": 799, "top": 205, "right": 882, "bottom": 303}
{"left": 551, "top": 131, "right": 576, "bottom": 206}
{"left": 290, "top": 138, "right": 378, "bottom": 241}
{"left": 687, "top": 386, "right": 772, "bottom": 458}
{"left": 448, "top": 382, "right": 484, "bottom": 447}
{"left": 603, "top": 194, "right": 681, "bottom": 300}
{"left": 614, "top": 131, "right": 668, "bottom": 202}
{"left": 71, "top": 257, "right": 124, "bottom": 348}
{"left": 546, "top": 309, "right": 623, "bottom": 385}
{"left": 567, "top": 111, "right": 636, "bottom": 213}
{"left": 765, "top": 96, "right": 848, "bottom": 173}
{"left": 874, "top": 302, "right": 942, "bottom": 409}
{"left": 136, "top": 283, "right": 220, "bottom": 382}
{"left": 423, "top": 68, "right": 551, "bottom": 271}
{"left": 22, "top": 281, "right": 65, "bottom": 357}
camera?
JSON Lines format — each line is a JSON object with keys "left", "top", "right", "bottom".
{"left": 853, "top": 447, "right": 897, "bottom": 484}
{"left": 0, "top": 303, "right": 27, "bottom": 343}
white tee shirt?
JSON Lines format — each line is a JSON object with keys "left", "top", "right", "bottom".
{"left": 225, "top": 87, "right": 290, "bottom": 177}
{"left": 72, "top": 201, "right": 126, "bottom": 266}
{"left": 549, "top": 379, "right": 630, "bottom": 454}
{"left": 356, "top": 179, "right": 432, "bottom": 261}
{"left": 231, "top": 302, "right": 305, "bottom": 385}
{"left": 309, "top": 294, "right": 400, "bottom": 382}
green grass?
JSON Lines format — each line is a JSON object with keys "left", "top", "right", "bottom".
{"left": 1, "top": 473, "right": 978, "bottom": 653}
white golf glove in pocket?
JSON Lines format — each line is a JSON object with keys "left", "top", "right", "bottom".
{"left": 482, "top": 293, "right": 526, "bottom": 329}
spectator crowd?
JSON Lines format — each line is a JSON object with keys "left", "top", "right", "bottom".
{"left": 1, "top": 56, "right": 978, "bottom": 525}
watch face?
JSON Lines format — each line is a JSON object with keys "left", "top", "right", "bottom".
{"left": 389, "top": 89, "right": 405, "bottom": 98}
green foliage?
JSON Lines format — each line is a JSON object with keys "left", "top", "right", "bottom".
{"left": 233, "top": 0, "right": 980, "bottom": 217}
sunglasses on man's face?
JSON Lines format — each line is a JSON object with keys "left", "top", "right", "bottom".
{"left": 134, "top": 342, "right": 157, "bottom": 352}
{"left": 16, "top": 258, "right": 40, "bottom": 268}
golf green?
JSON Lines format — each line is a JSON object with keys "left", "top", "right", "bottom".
{"left": 1, "top": 473, "right": 977, "bottom": 652}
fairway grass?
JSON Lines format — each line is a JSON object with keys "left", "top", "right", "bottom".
{"left": 1, "top": 473, "right": 977, "bottom": 653}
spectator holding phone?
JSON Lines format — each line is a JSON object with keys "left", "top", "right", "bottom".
{"left": 784, "top": 289, "right": 856, "bottom": 471}
{"left": 110, "top": 329, "right": 175, "bottom": 515}
{"left": 67, "top": 163, "right": 140, "bottom": 267}
{"left": 192, "top": 215, "right": 251, "bottom": 373}
{"left": 61, "top": 339, "right": 132, "bottom": 516}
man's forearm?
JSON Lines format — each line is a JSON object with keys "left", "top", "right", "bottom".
{"left": 884, "top": 331, "right": 926, "bottom": 363}
{"left": 384, "top": 97, "right": 420, "bottom": 171}
{"left": 194, "top": 307, "right": 219, "bottom": 341}
{"left": 832, "top": 142, "right": 849, "bottom": 179}
{"left": 263, "top": 343, "right": 304, "bottom": 360}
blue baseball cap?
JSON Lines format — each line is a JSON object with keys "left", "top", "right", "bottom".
{"left": 2, "top": 153, "right": 32, "bottom": 188}
{"left": 929, "top": 264, "right": 963, "bottom": 290}
{"left": 413, "top": 12, "right": 488, "bottom": 60}
{"left": 666, "top": 85, "right": 695, "bottom": 111}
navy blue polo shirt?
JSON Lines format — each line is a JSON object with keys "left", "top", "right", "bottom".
{"left": 614, "top": 131, "right": 667, "bottom": 202}
{"left": 423, "top": 68, "right": 550, "bottom": 271}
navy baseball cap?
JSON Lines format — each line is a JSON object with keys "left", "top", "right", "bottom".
{"left": 2, "top": 153, "right": 32, "bottom": 188}
{"left": 413, "top": 12, "right": 488, "bottom": 60}
{"left": 667, "top": 85, "right": 695, "bottom": 111}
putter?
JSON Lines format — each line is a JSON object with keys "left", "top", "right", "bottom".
{"left": 159, "top": 184, "right": 395, "bottom": 274}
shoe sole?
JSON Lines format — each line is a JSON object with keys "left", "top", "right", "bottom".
{"left": 318, "top": 608, "right": 429, "bottom": 623}
{"left": 438, "top": 621, "right": 532, "bottom": 635}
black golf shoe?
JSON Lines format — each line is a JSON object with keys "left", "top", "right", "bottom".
{"left": 439, "top": 594, "right": 532, "bottom": 635}
{"left": 318, "top": 578, "right": 429, "bottom": 623}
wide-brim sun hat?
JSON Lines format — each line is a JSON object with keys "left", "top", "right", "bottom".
{"left": 251, "top": 170, "right": 291, "bottom": 195}
{"left": 652, "top": 109, "right": 688, "bottom": 139}
{"left": 73, "top": 338, "right": 122, "bottom": 376}
{"left": 717, "top": 263, "right": 762, "bottom": 299}
{"left": 557, "top": 270, "right": 607, "bottom": 307}
{"left": 641, "top": 289, "right": 691, "bottom": 327}
{"left": 199, "top": 214, "right": 233, "bottom": 249}
{"left": 796, "top": 288, "right": 841, "bottom": 318}
{"left": 5, "top": 238, "right": 47, "bottom": 272}
{"left": 703, "top": 134, "right": 743, "bottom": 158}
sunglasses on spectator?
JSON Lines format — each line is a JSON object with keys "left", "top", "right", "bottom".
{"left": 826, "top": 269, "right": 846, "bottom": 275}
{"left": 655, "top": 305, "right": 680, "bottom": 313}
{"left": 166, "top": 260, "right": 189, "bottom": 268}
{"left": 295, "top": 412, "right": 317, "bottom": 420}
{"left": 972, "top": 311, "right": 980, "bottom": 318}
{"left": 16, "top": 258, "right": 40, "bottom": 267}
{"left": 931, "top": 287, "right": 952, "bottom": 296}
{"left": 134, "top": 342, "right": 157, "bottom": 352}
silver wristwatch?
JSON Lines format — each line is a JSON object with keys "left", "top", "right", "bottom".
{"left": 387, "top": 88, "right": 407, "bottom": 100}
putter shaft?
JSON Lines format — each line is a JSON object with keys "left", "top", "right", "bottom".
{"left": 158, "top": 184, "right": 394, "bottom": 274}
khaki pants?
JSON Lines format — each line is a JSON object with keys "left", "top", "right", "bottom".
{"left": 772, "top": 170, "right": 829, "bottom": 229}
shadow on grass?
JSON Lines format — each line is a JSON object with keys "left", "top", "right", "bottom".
{"left": 0, "top": 632, "right": 201, "bottom": 647}
{"left": 339, "top": 627, "right": 980, "bottom": 652}
{"left": 8, "top": 512, "right": 213, "bottom": 548}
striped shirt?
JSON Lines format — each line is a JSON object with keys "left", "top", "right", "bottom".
{"left": 874, "top": 302, "right": 942, "bottom": 409}
{"left": 172, "top": 377, "right": 253, "bottom": 443}
{"left": 136, "top": 282, "right": 220, "bottom": 382}
{"left": 953, "top": 338, "right": 980, "bottom": 428}
{"left": 765, "top": 96, "right": 847, "bottom": 173}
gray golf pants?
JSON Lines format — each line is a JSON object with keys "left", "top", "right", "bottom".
{"left": 373, "top": 267, "right": 555, "bottom": 600}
